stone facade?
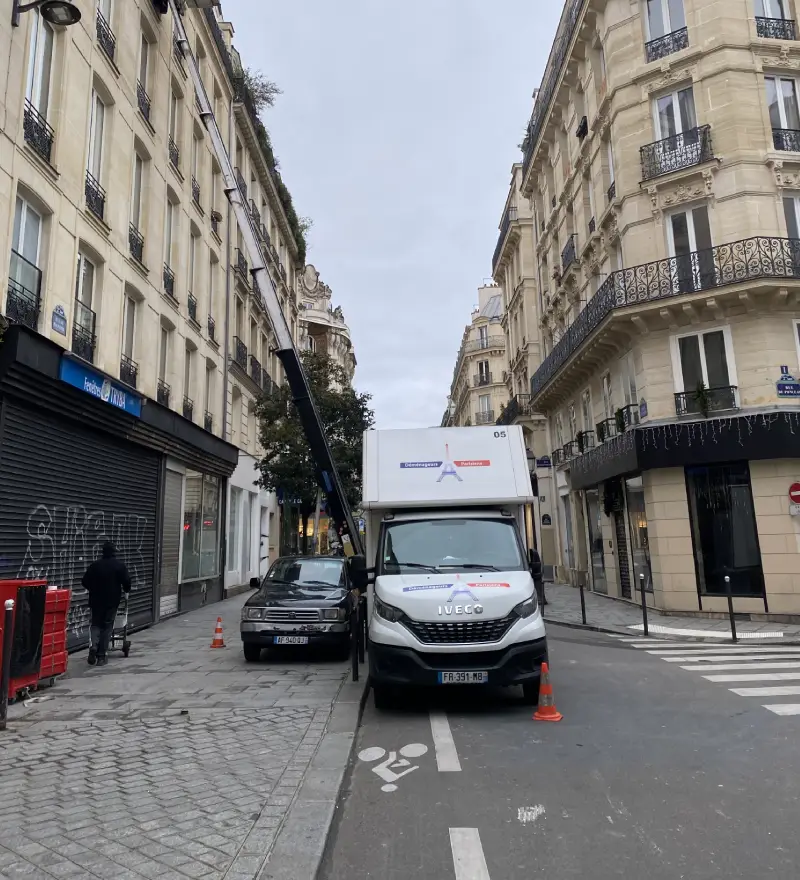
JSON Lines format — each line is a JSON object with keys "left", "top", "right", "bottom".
{"left": 297, "top": 264, "right": 356, "bottom": 381}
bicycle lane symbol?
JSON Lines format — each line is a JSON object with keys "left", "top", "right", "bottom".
{"left": 357, "top": 743, "right": 429, "bottom": 792}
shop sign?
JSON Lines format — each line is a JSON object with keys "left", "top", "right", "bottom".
{"left": 777, "top": 366, "right": 800, "bottom": 398}
{"left": 59, "top": 357, "right": 143, "bottom": 417}
{"left": 51, "top": 305, "right": 67, "bottom": 336}
{"left": 639, "top": 398, "right": 648, "bottom": 419}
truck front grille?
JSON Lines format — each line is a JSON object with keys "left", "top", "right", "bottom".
{"left": 263, "top": 609, "right": 320, "bottom": 623}
{"left": 401, "top": 614, "right": 516, "bottom": 645}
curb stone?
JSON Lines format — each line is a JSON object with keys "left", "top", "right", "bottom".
{"left": 258, "top": 675, "right": 370, "bottom": 880}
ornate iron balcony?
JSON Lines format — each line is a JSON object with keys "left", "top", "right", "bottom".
{"left": 235, "top": 167, "right": 247, "bottom": 198}
{"left": 204, "top": 411, "right": 213, "bottom": 432}
{"left": 279, "top": 263, "right": 287, "bottom": 283}
{"left": 163, "top": 264, "right": 176, "bottom": 300}
{"left": 464, "top": 335, "right": 505, "bottom": 353}
{"left": 211, "top": 210, "right": 221, "bottom": 237}
{"left": 72, "top": 300, "right": 96, "bottom": 364}
{"left": 192, "top": 176, "right": 201, "bottom": 207}
{"left": 492, "top": 205, "right": 519, "bottom": 272}
{"left": 497, "top": 397, "right": 519, "bottom": 426}
{"left": 120, "top": 354, "right": 138, "bottom": 388}
{"left": 675, "top": 385, "right": 738, "bottom": 417}
{"left": 595, "top": 418, "right": 617, "bottom": 444}
{"left": 551, "top": 195, "right": 557, "bottom": 209}
{"left": 561, "top": 234, "right": 578, "bottom": 272}
{"left": 129, "top": 224, "right": 145, "bottom": 263}
{"left": 773, "top": 128, "right": 800, "bottom": 151}
{"left": 474, "top": 372, "right": 493, "bottom": 387}
{"left": 23, "top": 100, "right": 54, "bottom": 165}
{"left": 6, "top": 251, "right": 42, "bottom": 330}
{"left": 235, "top": 247, "right": 248, "bottom": 280}
{"left": 551, "top": 448, "right": 566, "bottom": 467}
{"left": 640, "top": 125, "right": 713, "bottom": 181}
{"left": 232, "top": 336, "right": 248, "bottom": 370}
{"left": 183, "top": 396, "right": 194, "bottom": 420}
{"left": 475, "top": 410, "right": 495, "bottom": 425}
{"left": 188, "top": 292, "right": 198, "bottom": 323}
{"left": 645, "top": 26, "right": 689, "bottom": 63}
{"left": 575, "top": 115, "right": 588, "bottom": 140}
{"left": 137, "top": 81, "right": 151, "bottom": 123}
{"left": 620, "top": 403, "right": 640, "bottom": 428}
{"left": 168, "top": 136, "right": 179, "bottom": 169}
{"left": 756, "top": 17, "right": 797, "bottom": 40}
{"left": 157, "top": 379, "right": 170, "bottom": 407}
{"left": 85, "top": 171, "right": 106, "bottom": 221}
{"left": 208, "top": 314, "right": 216, "bottom": 341}
{"left": 172, "top": 33, "right": 185, "bottom": 66}
{"left": 576, "top": 430, "right": 595, "bottom": 453}
{"left": 588, "top": 216, "right": 596, "bottom": 235}
{"left": 607, "top": 180, "right": 616, "bottom": 202}
{"left": 262, "top": 372, "right": 275, "bottom": 397}
{"left": 531, "top": 236, "right": 800, "bottom": 399}
{"left": 249, "top": 354, "right": 262, "bottom": 386}
{"left": 96, "top": 9, "right": 116, "bottom": 62}
{"left": 563, "top": 440, "right": 580, "bottom": 459}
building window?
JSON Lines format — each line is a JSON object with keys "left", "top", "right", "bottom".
{"left": 602, "top": 373, "right": 614, "bottom": 419}
{"left": 666, "top": 205, "right": 714, "bottom": 292}
{"left": 182, "top": 471, "right": 222, "bottom": 580}
{"left": 131, "top": 153, "right": 144, "bottom": 229}
{"left": 671, "top": 327, "right": 738, "bottom": 415}
{"left": 757, "top": 0, "right": 796, "bottom": 38}
{"left": 685, "top": 463, "right": 765, "bottom": 597}
{"left": 620, "top": 352, "right": 638, "bottom": 408}
{"left": 581, "top": 389, "right": 592, "bottom": 432}
{"left": 87, "top": 90, "right": 105, "bottom": 182}
{"left": 74, "top": 253, "right": 98, "bottom": 363}
{"left": 122, "top": 294, "right": 136, "bottom": 360}
{"left": 478, "top": 360, "right": 490, "bottom": 384}
{"left": 766, "top": 76, "right": 800, "bottom": 150}
{"left": 26, "top": 8, "right": 54, "bottom": 117}
{"left": 478, "top": 325, "right": 489, "bottom": 347}
{"left": 625, "top": 476, "right": 652, "bottom": 592}
{"left": 165, "top": 200, "right": 177, "bottom": 270}
{"left": 159, "top": 324, "right": 170, "bottom": 382}
{"left": 8, "top": 196, "right": 43, "bottom": 329}
{"left": 606, "top": 140, "right": 616, "bottom": 200}
{"left": 555, "top": 412, "right": 565, "bottom": 449}
{"left": 168, "top": 89, "right": 180, "bottom": 167}
{"left": 204, "top": 363, "right": 214, "bottom": 426}
{"left": 644, "top": 0, "right": 688, "bottom": 62}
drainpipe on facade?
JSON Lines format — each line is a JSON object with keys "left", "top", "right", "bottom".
{"left": 221, "top": 98, "right": 234, "bottom": 441}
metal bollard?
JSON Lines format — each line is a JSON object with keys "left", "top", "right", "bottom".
{"left": 578, "top": 581, "right": 587, "bottom": 626}
{"left": 0, "top": 599, "right": 15, "bottom": 732}
{"left": 357, "top": 596, "right": 365, "bottom": 664}
{"left": 724, "top": 575, "right": 738, "bottom": 643}
{"left": 639, "top": 573, "right": 649, "bottom": 637}
{"left": 351, "top": 595, "right": 359, "bottom": 682}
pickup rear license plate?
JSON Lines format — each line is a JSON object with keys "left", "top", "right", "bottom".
{"left": 274, "top": 636, "right": 309, "bottom": 645}
{"left": 438, "top": 671, "right": 488, "bottom": 684}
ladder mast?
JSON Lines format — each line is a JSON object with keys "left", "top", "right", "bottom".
{"left": 170, "top": 0, "right": 363, "bottom": 556}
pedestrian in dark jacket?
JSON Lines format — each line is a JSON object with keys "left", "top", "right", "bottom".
{"left": 81, "top": 541, "right": 131, "bottom": 666}
{"left": 530, "top": 547, "right": 547, "bottom": 608}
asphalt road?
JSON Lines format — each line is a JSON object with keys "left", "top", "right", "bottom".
{"left": 319, "top": 625, "right": 800, "bottom": 879}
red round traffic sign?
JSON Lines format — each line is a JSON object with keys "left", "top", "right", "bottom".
{"left": 790, "top": 483, "right": 800, "bottom": 504}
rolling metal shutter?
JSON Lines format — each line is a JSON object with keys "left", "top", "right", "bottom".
{"left": 0, "top": 401, "right": 160, "bottom": 650}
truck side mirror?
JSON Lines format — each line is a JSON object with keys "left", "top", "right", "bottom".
{"left": 528, "top": 548, "right": 542, "bottom": 578}
{"left": 348, "top": 554, "right": 369, "bottom": 591}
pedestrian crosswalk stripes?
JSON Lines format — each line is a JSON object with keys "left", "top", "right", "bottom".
{"left": 607, "top": 634, "right": 800, "bottom": 717}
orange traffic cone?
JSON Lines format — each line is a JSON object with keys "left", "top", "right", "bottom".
{"left": 533, "top": 662, "right": 562, "bottom": 722}
{"left": 210, "top": 617, "right": 225, "bottom": 648}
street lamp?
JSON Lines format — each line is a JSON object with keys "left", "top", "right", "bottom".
{"left": 12, "top": 0, "right": 81, "bottom": 27}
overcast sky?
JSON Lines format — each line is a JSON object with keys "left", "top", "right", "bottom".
{"left": 224, "top": 0, "right": 562, "bottom": 429}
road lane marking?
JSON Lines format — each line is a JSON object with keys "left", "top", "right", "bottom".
{"left": 729, "top": 686, "right": 800, "bottom": 697}
{"left": 629, "top": 642, "right": 738, "bottom": 649}
{"left": 681, "top": 662, "right": 800, "bottom": 672}
{"left": 430, "top": 711, "right": 461, "bottom": 772}
{"left": 764, "top": 704, "right": 800, "bottom": 716}
{"left": 646, "top": 647, "right": 800, "bottom": 656}
{"left": 449, "top": 828, "right": 491, "bottom": 880}
{"left": 704, "top": 672, "right": 800, "bottom": 683}
{"left": 627, "top": 624, "right": 784, "bottom": 638}
{"left": 662, "top": 653, "right": 800, "bottom": 663}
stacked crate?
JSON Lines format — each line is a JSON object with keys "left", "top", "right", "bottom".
{"left": 39, "top": 586, "right": 70, "bottom": 680}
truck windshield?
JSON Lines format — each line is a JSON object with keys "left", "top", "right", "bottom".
{"left": 381, "top": 518, "right": 525, "bottom": 574}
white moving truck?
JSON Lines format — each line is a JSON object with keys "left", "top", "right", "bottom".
{"left": 351, "top": 425, "right": 548, "bottom": 708}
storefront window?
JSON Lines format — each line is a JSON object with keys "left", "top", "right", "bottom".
{"left": 625, "top": 477, "right": 652, "bottom": 592}
{"left": 228, "top": 487, "right": 241, "bottom": 571}
{"left": 182, "top": 469, "right": 222, "bottom": 581}
{"left": 585, "top": 489, "right": 607, "bottom": 594}
{"left": 686, "top": 463, "right": 764, "bottom": 597}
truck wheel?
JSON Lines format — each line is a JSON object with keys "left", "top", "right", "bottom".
{"left": 521, "top": 680, "right": 540, "bottom": 705}
{"left": 372, "top": 683, "right": 392, "bottom": 710}
{"left": 243, "top": 644, "right": 262, "bottom": 662}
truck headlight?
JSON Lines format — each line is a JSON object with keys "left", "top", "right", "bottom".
{"left": 512, "top": 592, "right": 538, "bottom": 619}
{"left": 243, "top": 607, "right": 264, "bottom": 621}
{"left": 322, "top": 608, "right": 347, "bottom": 621}
{"left": 373, "top": 594, "right": 405, "bottom": 624}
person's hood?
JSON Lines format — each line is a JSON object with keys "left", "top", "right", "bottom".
{"left": 101, "top": 541, "right": 116, "bottom": 559}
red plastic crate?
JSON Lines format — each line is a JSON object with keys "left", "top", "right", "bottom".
{"left": 43, "top": 615, "right": 67, "bottom": 635}
{"left": 41, "top": 631, "right": 67, "bottom": 656}
{"left": 45, "top": 589, "right": 71, "bottom": 615}
{"left": 39, "top": 651, "right": 68, "bottom": 679}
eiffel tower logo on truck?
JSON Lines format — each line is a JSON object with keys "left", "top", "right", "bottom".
{"left": 437, "top": 444, "right": 463, "bottom": 483}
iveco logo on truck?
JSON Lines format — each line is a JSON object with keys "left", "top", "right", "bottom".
{"left": 438, "top": 604, "right": 484, "bottom": 616}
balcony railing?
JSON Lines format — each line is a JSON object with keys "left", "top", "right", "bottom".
{"left": 72, "top": 300, "right": 96, "bottom": 364}
{"left": 232, "top": 336, "right": 248, "bottom": 370}
{"left": 531, "top": 236, "right": 800, "bottom": 399}
{"left": 120, "top": 354, "right": 138, "bottom": 388}
{"left": 183, "top": 396, "right": 194, "bottom": 421}
{"left": 137, "top": 81, "right": 151, "bottom": 123}
{"left": 262, "top": 372, "right": 275, "bottom": 397}
{"left": 163, "top": 264, "right": 176, "bottom": 300}
{"left": 168, "top": 136, "right": 179, "bottom": 169}
{"left": 23, "top": 100, "right": 54, "bottom": 165}
{"left": 279, "top": 263, "right": 287, "bottom": 284}
{"left": 773, "top": 128, "right": 800, "bottom": 152}
{"left": 475, "top": 411, "right": 495, "bottom": 425}
{"left": 620, "top": 403, "right": 640, "bottom": 428}
{"left": 249, "top": 355, "right": 262, "bottom": 387}
{"left": 645, "top": 26, "right": 689, "bottom": 63}
{"left": 172, "top": 33, "right": 185, "bottom": 67}
{"left": 576, "top": 430, "right": 595, "bottom": 453}
{"left": 188, "top": 292, "right": 198, "bottom": 323}
{"left": 96, "top": 9, "right": 116, "bottom": 62}
{"left": 575, "top": 115, "right": 588, "bottom": 140}
{"left": 157, "top": 379, "right": 170, "bottom": 407}
{"left": 563, "top": 440, "right": 580, "bottom": 459}
{"left": 551, "top": 448, "right": 566, "bottom": 468}
{"left": 235, "top": 167, "right": 247, "bottom": 198}
{"left": 595, "top": 418, "right": 618, "bottom": 444}
{"left": 129, "top": 224, "right": 145, "bottom": 263}
{"left": 474, "top": 372, "right": 493, "bottom": 387}
{"left": 235, "top": 247, "right": 248, "bottom": 281}
{"left": 640, "top": 125, "right": 714, "bottom": 181}
{"left": 561, "top": 234, "right": 577, "bottom": 272}
{"left": 204, "top": 411, "right": 213, "bottom": 432}
{"left": 588, "top": 216, "right": 596, "bottom": 235}
{"left": 208, "top": 314, "right": 216, "bottom": 342}
{"left": 85, "top": 171, "right": 106, "bottom": 221}
{"left": 496, "top": 396, "right": 520, "bottom": 426}
{"left": 6, "top": 250, "right": 42, "bottom": 329}
{"left": 492, "top": 205, "right": 519, "bottom": 271}
{"left": 675, "top": 385, "right": 739, "bottom": 417}
{"left": 756, "top": 17, "right": 797, "bottom": 40}
{"left": 192, "top": 176, "right": 201, "bottom": 207}
{"left": 607, "top": 180, "right": 616, "bottom": 202}
{"left": 211, "top": 210, "right": 221, "bottom": 237}
{"left": 464, "top": 335, "right": 506, "bottom": 354}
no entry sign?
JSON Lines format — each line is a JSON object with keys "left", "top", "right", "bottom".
{"left": 790, "top": 483, "right": 800, "bottom": 504}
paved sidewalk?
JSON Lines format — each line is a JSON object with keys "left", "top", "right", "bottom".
{"left": 0, "top": 593, "right": 365, "bottom": 880}
{"left": 543, "top": 582, "right": 800, "bottom": 641}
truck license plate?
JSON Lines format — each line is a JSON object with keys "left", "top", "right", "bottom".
{"left": 438, "top": 671, "right": 488, "bottom": 684}
{"left": 274, "top": 636, "right": 309, "bottom": 645}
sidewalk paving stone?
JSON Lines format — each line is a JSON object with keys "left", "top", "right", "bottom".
{"left": 1, "top": 592, "right": 366, "bottom": 880}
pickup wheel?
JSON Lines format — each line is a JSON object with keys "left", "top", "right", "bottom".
{"left": 243, "top": 644, "right": 262, "bottom": 663}
{"left": 521, "top": 680, "right": 541, "bottom": 705}
{"left": 372, "top": 682, "right": 392, "bottom": 710}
